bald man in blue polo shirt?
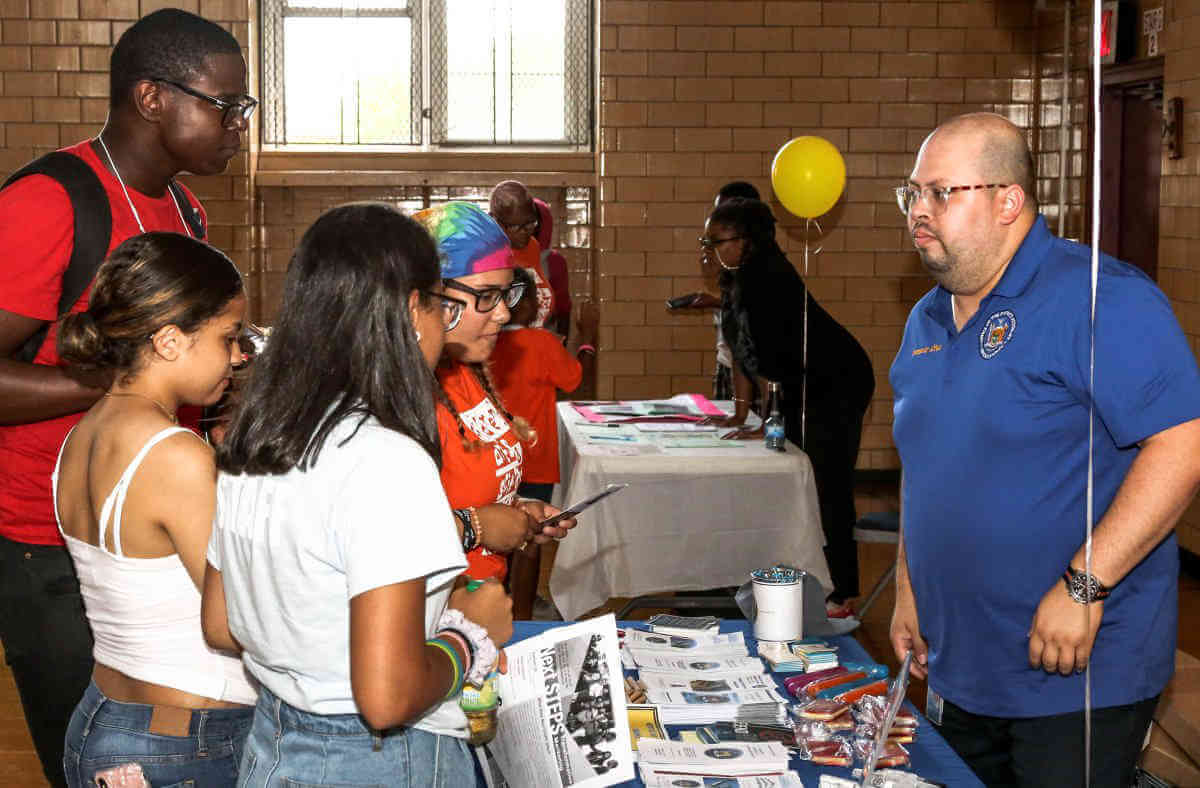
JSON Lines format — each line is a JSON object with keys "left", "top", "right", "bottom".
{"left": 889, "top": 112, "right": 1200, "bottom": 787}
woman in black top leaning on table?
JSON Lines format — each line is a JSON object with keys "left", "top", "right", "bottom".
{"left": 702, "top": 197, "right": 875, "bottom": 614}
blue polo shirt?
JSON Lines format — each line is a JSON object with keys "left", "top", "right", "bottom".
{"left": 891, "top": 215, "right": 1200, "bottom": 718}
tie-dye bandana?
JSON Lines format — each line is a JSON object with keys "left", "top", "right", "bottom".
{"left": 414, "top": 201, "right": 514, "bottom": 279}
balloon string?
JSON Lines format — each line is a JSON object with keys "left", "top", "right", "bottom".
{"left": 801, "top": 218, "right": 822, "bottom": 452}
{"left": 1086, "top": 1, "right": 1101, "bottom": 785}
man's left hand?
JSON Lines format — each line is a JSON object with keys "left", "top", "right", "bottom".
{"left": 1028, "top": 581, "right": 1103, "bottom": 675}
{"left": 515, "top": 499, "right": 577, "bottom": 544}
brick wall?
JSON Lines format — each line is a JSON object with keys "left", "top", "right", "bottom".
{"left": 3, "top": 0, "right": 1195, "bottom": 480}
{"left": 1162, "top": 0, "right": 1200, "bottom": 551}
{"left": 595, "top": 0, "right": 1041, "bottom": 469}
{"left": 0, "top": 0, "right": 253, "bottom": 278}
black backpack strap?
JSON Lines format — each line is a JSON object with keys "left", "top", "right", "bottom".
{"left": 2, "top": 151, "right": 112, "bottom": 363}
{"left": 167, "top": 180, "right": 206, "bottom": 241}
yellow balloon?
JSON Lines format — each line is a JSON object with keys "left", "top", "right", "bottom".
{"left": 770, "top": 136, "right": 847, "bottom": 219}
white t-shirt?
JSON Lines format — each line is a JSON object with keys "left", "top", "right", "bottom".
{"left": 208, "top": 414, "right": 468, "bottom": 736}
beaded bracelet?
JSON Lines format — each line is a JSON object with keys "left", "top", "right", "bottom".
{"left": 469, "top": 507, "right": 482, "bottom": 552}
{"left": 426, "top": 637, "right": 465, "bottom": 699}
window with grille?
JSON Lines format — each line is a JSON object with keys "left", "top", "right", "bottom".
{"left": 261, "top": 0, "right": 593, "bottom": 147}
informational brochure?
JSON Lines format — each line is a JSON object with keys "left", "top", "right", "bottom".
{"left": 477, "top": 616, "right": 634, "bottom": 788}
{"left": 622, "top": 629, "right": 746, "bottom": 654}
{"left": 640, "top": 773, "right": 805, "bottom": 788}
{"left": 637, "top": 673, "right": 776, "bottom": 694}
{"left": 633, "top": 655, "right": 766, "bottom": 676}
{"left": 648, "top": 688, "right": 784, "bottom": 707}
{"left": 635, "top": 739, "right": 791, "bottom": 777}
{"left": 626, "top": 704, "right": 667, "bottom": 754}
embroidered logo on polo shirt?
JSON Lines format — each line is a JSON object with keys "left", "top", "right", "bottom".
{"left": 979, "top": 310, "right": 1016, "bottom": 359}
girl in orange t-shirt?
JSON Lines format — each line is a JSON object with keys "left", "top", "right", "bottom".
{"left": 415, "top": 203, "right": 575, "bottom": 585}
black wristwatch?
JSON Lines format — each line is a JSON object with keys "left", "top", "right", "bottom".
{"left": 1062, "top": 566, "right": 1111, "bottom": 604}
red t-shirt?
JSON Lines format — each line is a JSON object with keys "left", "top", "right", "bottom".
{"left": 0, "top": 140, "right": 206, "bottom": 545}
{"left": 490, "top": 326, "right": 581, "bottom": 484}
{"left": 512, "top": 238, "right": 555, "bottom": 330}
{"left": 437, "top": 361, "right": 525, "bottom": 581}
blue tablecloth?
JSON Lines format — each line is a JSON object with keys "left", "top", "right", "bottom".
{"left": 507, "top": 620, "right": 984, "bottom": 787}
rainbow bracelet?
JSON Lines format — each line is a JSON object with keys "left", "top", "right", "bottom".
{"left": 426, "top": 637, "right": 464, "bottom": 699}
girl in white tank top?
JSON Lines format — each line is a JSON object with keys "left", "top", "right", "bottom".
{"left": 53, "top": 232, "right": 254, "bottom": 788}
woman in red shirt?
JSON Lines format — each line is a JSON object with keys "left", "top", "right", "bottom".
{"left": 414, "top": 202, "right": 573, "bottom": 588}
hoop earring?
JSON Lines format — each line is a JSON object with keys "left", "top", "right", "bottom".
{"left": 416, "top": 329, "right": 422, "bottom": 342}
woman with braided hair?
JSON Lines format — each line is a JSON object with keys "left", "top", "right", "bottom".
{"left": 414, "top": 202, "right": 576, "bottom": 587}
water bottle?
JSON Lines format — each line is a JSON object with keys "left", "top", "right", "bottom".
{"left": 764, "top": 381, "right": 785, "bottom": 452}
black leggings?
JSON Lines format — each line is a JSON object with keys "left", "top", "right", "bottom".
{"left": 785, "top": 401, "right": 866, "bottom": 602}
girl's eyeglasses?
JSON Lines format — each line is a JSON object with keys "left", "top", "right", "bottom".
{"left": 426, "top": 292, "right": 468, "bottom": 332}
{"left": 443, "top": 279, "right": 527, "bottom": 314}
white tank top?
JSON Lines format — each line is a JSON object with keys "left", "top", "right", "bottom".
{"left": 53, "top": 426, "right": 256, "bottom": 705}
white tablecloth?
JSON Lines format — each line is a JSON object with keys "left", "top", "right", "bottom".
{"left": 548, "top": 401, "right": 832, "bottom": 620}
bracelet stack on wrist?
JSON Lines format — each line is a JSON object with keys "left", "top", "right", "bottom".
{"left": 426, "top": 636, "right": 467, "bottom": 699}
{"left": 456, "top": 507, "right": 482, "bottom": 552}
{"left": 438, "top": 608, "right": 498, "bottom": 686}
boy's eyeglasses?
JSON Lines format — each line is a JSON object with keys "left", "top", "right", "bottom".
{"left": 153, "top": 78, "right": 258, "bottom": 129}
{"left": 443, "top": 279, "right": 527, "bottom": 316}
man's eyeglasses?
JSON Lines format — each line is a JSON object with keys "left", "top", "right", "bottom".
{"left": 153, "top": 78, "right": 258, "bottom": 129}
{"left": 894, "top": 183, "right": 1008, "bottom": 216}
{"left": 443, "top": 279, "right": 527, "bottom": 317}
{"left": 699, "top": 235, "right": 743, "bottom": 250}
{"left": 491, "top": 213, "right": 539, "bottom": 235}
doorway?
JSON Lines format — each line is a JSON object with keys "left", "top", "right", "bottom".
{"left": 1098, "top": 57, "right": 1164, "bottom": 281}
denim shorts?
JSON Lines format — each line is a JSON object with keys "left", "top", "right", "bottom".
{"left": 239, "top": 685, "right": 474, "bottom": 787}
{"left": 63, "top": 680, "right": 253, "bottom": 788}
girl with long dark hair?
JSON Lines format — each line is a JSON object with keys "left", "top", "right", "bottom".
{"left": 204, "top": 203, "right": 512, "bottom": 785}
{"left": 54, "top": 232, "right": 254, "bottom": 787}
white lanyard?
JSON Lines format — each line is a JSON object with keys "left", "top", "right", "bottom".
{"left": 96, "top": 135, "right": 190, "bottom": 238}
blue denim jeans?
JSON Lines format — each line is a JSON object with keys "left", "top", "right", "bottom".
{"left": 239, "top": 686, "right": 474, "bottom": 787}
{"left": 64, "top": 680, "right": 253, "bottom": 788}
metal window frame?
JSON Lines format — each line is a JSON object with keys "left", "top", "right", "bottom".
{"left": 261, "top": 0, "right": 422, "bottom": 145}
{"left": 262, "top": 0, "right": 591, "bottom": 148}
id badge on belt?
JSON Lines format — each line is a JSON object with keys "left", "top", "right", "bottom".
{"left": 925, "top": 686, "right": 943, "bottom": 726}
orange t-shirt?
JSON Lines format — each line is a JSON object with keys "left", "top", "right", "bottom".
{"left": 437, "top": 361, "right": 524, "bottom": 581}
{"left": 490, "top": 327, "right": 582, "bottom": 484}
{"left": 512, "top": 237, "right": 555, "bottom": 329}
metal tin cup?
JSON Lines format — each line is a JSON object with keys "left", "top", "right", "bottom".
{"left": 750, "top": 565, "right": 805, "bottom": 642}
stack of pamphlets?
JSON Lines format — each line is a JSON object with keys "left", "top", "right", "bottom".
{"left": 758, "top": 638, "right": 840, "bottom": 673}
{"left": 644, "top": 689, "right": 788, "bottom": 726}
{"left": 620, "top": 629, "right": 787, "bottom": 726}
{"left": 646, "top": 613, "right": 719, "bottom": 635}
{"left": 641, "top": 774, "right": 804, "bottom": 788}
{"left": 636, "top": 740, "right": 792, "bottom": 782}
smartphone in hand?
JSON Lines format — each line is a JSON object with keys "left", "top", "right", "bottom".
{"left": 666, "top": 294, "right": 699, "bottom": 310}
{"left": 539, "top": 483, "right": 629, "bottom": 527}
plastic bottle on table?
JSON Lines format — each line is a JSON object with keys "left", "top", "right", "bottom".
{"left": 764, "top": 381, "right": 785, "bottom": 452}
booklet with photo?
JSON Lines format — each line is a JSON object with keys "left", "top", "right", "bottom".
{"left": 477, "top": 616, "right": 634, "bottom": 788}
{"left": 633, "top": 655, "right": 766, "bottom": 676}
{"left": 637, "top": 673, "right": 776, "bottom": 694}
{"left": 622, "top": 629, "right": 746, "bottom": 655}
{"left": 635, "top": 740, "right": 791, "bottom": 777}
